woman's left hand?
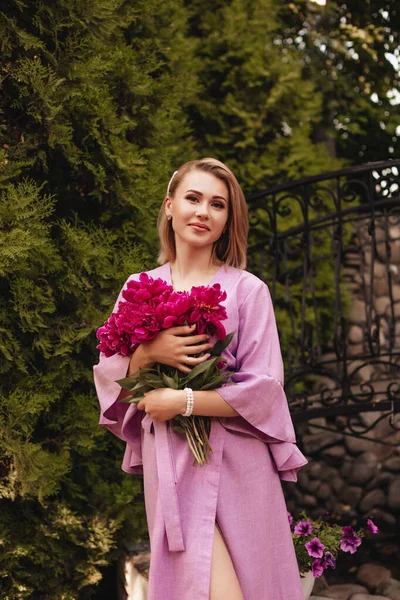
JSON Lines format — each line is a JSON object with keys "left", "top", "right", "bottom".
{"left": 136, "top": 388, "right": 186, "bottom": 421}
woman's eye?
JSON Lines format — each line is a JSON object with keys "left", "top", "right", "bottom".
{"left": 186, "top": 196, "right": 225, "bottom": 209}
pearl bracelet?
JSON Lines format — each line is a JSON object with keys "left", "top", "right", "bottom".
{"left": 182, "top": 387, "right": 194, "bottom": 417}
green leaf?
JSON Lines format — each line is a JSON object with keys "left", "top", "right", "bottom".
{"left": 130, "top": 380, "right": 147, "bottom": 390}
{"left": 172, "top": 424, "right": 186, "bottom": 434}
{"left": 115, "top": 377, "right": 137, "bottom": 390}
{"left": 210, "top": 331, "right": 235, "bottom": 356}
{"left": 162, "top": 373, "right": 178, "bottom": 389}
{"left": 183, "top": 357, "right": 220, "bottom": 383}
{"left": 119, "top": 394, "right": 143, "bottom": 404}
{"left": 122, "top": 367, "right": 158, "bottom": 380}
{"left": 200, "top": 375, "right": 228, "bottom": 390}
{"left": 138, "top": 376, "right": 163, "bottom": 387}
{"left": 132, "top": 383, "right": 154, "bottom": 394}
{"left": 199, "top": 360, "right": 214, "bottom": 384}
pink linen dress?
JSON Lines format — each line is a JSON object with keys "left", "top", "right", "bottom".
{"left": 93, "top": 261, "right": 308, "bottom": 600}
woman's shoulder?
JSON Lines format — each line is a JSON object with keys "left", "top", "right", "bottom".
{"left": 125, "top": 263, "right": 168, "bottom": 283}
{"left": 224, "top": 265, "right": 270, "bottom": 297}
{"left": 124, "top": 263, "right": 270, "bottom": 298}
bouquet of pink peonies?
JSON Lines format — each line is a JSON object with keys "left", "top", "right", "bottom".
{"left": 96, "top": 273, "right": 235, "bottom": 466}
{"left": 288, "top": 510, "right": 379, "bottom": 578}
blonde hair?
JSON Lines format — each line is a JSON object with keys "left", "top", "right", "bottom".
{"left": 157, "top": 158, "right": 248, "bottom": 269}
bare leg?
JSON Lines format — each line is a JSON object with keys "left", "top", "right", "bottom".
{"left": 209, "top": 523, "right": 244, "bottom": 600}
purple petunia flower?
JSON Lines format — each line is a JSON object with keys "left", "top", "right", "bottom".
{"left": 311, "top": 559, "right": 325, "bottom": 578}
{"left": 305, "top": 537, "right": 325, "bottom": 558}
{"left": 340, "top": 536, "right": 361, "bottom": 553}
{"left": 340, "top": 525, "right": 362, "bottom": 554}
{"left": 342, "top": 525, "right": 355, "bottom": 538}
{"left": 322, "top": 551, "right": 336, "bottom": 569}
{"left": 287, "top": 511, "right": 293, "bottom": 525}
{"left": 367, "top": 519, "right": 379, "bottom": 534}
{"left": 294, "top": 520, "right": 313, "bottom": 536}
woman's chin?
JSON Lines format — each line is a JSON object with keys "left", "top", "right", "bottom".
{"left": 177, "top": 232, "right": 218, "bottom": 249}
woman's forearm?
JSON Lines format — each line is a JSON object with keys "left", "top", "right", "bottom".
{"left": 176, "top": 389, "right": 239, "bottom": 418}
{"left": 117, "top": 347, "right": 238, "bottom": 417}
{"left": 118, "top": 346, "right": 154, "bottom": 401}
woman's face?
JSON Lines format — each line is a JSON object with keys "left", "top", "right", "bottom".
{"left": 165, "top": 170, "right": 229, "bottom": 252}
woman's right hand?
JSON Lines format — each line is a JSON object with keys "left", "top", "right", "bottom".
{"left": 132, "top": 324, "right": 213, "bottom": 374}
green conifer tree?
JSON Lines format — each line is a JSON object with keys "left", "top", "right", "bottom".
{"left": 0, "top": 1, "right": 198, "bottom": 597}
{"left": 280, "top": 0, "right": 400, "bottom": 162}
{"left": 183, "top": 0, "right": 343, "bottom": 359}
{"left": 184, "top": 0, "right": 339, "bottom": 190}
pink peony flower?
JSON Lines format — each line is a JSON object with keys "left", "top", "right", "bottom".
{"left": 155, "top": 291, "right": 194, "bottom": 329}
{"left": 96, "top": 315, "right": 132, "bottom": 357}
{"left": 305, "top": 537, "right": 325, "bottom": 558}
{"left": 122, "top": 273, "right": 173, "bottom": 305}
{"left": 126, "top": 304, "right": 160, "bottom": 343}
{"left": 311, "top": 559, "right": 325, "bottom": 578}
{"left": 189, "top": 283, "right": 227, "bottom": 339}
{"left": 97, "top": 300, "right": 160, "bottom": 356}
{"left": 294, "top": 520, "right": 313, "bottom": 536}
{"left": 97, "top": 274, "right": 231, "bottom": 356}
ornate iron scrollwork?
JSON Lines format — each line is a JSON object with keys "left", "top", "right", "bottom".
{"left": 247, "top": 160, "right": 400, "bottom": 444}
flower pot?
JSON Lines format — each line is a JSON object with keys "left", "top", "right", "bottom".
{"left": 300, "top": 570, "right": 315, "bottom": 600}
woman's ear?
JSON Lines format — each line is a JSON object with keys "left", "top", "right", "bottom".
{"left": 165, "top": 196, "right": 172, "bottom": 219}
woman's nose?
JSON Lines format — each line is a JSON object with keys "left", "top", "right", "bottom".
{"left": 195, "top": 203, "right": 210, "bottom": 219}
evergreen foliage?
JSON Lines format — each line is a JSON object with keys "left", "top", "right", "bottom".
{"left": 182, "top": 0, "right": 345, "bottom": 364}
{"left": 280, "top": 0, "right": 400, "bottom": 162}
{"left": 185, "top": 0, "right": 340, "bottom": 190}
{"left": 0, "top": 1, "right": 198, "bottom": 597}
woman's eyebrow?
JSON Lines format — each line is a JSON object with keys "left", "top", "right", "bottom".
{"left": 185, "top": 189, "right": 227, "bottom": 202}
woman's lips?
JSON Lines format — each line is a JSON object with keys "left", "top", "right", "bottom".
{"left": 189, "top": 224, "right": 209, "bottom": 232}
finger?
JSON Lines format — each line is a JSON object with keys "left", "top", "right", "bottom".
{"left": 168, "top": 324, "right": 196, "bottom": 335}
{"left": 181, "top": 333, "right": 210, "bottom": 344}
{"left": 198, "top": 353, "right": 211, "bottom": 362}
{"left": 183, "top": 353, "right": 211, "bottom": 365}
{"left": 177, "top": 363, "right": 192, "bottom": 374}
{"left": 184, "top": 342, "right": 213, "bottom": 355}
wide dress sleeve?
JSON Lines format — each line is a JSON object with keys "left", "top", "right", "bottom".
{"left": 93, "top": 275, "right": 144, "bottom": 473}
{"left": 216, "top": 279, "right": 308, "bottom": 481}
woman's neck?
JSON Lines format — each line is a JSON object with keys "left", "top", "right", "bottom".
{"left": 169, "top": 251, "right": 223, "bottom": 292}
{"left": 171, "top": 244, "right": 222, "bottom": 279}
{"left": 171, "top": 258, "right": 222, "bottom": 279}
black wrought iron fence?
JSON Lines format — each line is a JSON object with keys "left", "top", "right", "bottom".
{"left": 247, "top": 160, "right": 400, "bottom": 445}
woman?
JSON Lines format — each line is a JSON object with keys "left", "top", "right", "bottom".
{"left": 93, "top": 158, "right": 308, "bottom": 600}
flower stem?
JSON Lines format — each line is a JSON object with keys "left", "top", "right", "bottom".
{"left": 174, "top": 415, "right": 212, "bottom": 466}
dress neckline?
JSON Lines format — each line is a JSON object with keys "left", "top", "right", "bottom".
{"left": 165, "top": 261, "right": 226, "bottom": 292}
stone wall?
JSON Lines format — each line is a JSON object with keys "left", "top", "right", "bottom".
{"left": 284, "top": 217, "right": 400, "bottom": 544}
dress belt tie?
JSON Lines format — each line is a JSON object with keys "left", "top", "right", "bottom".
{"left": 142, "top": 414, "right": 185, "bottom": 552}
